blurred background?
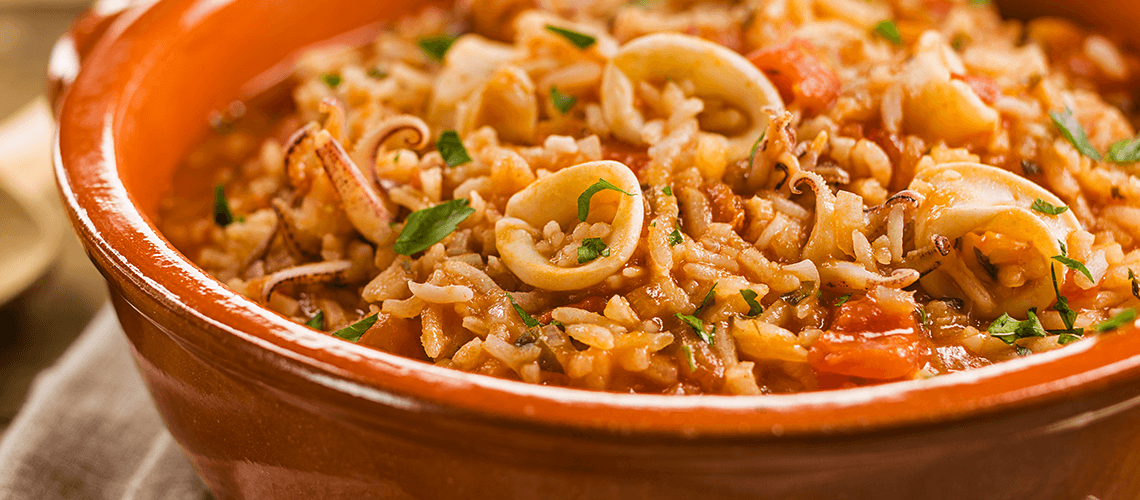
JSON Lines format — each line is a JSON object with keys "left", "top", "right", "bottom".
{"left": 0, "top": 0, "right": 107, "bottom": 435}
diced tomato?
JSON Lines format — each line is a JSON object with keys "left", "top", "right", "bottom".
{"left": 702, "top": 181, "right": 745, "bottom": 231}
{"left": 1060, "top": 268, "right": 1102, "bottom": 308}
{"left": 921, "top": 0, "right": 953, "bottom": 20}
{"left": 747, "top": 40, "right": 841, "bottom": 114}
{"left": 808, "top": 296, "right": 926, "bottom": 380}
{"left": 358, "top": 313, "right": 429, "bottom": 361}
{"left": 951, "top": 73, "right": 1001, "bottom": 105}
{"left": 600, "top": 140, "right": 650, "bottom": 178}
{"left": 683, "top": 24, "right": 743, "bottom": 53}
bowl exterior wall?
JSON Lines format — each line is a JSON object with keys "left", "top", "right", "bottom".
{"left": 105, "top": 282, "right": 1140, "bottom": 499}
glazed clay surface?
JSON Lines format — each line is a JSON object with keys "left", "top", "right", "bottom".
{"left": 53, "top": 0, "right": 1140, "bottom": 498}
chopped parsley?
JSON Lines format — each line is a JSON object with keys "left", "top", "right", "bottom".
{"left": 667, "top": 225, "right": 683, "bottom": 246}
{"left": 675, "top": 313, "right": 714, "bottom": 344}
{"left": 213, "top": 185, "right": 235, "bottom": 227}
{"left": 970, "top": 0, "right": 989, "bottom": 6}
{"left": 577, "top": 178, "right": 636, "bottom": 222}
{"left": 320, "top": 73, "right": 342, "bottom": 88}
{"left": 436, "top": 130, "right": 472, "bottom": 167}
{"left": 1049, "top": 259, "right": 1081, "bottom": 335}
{"left": 695, "top": 283, "right": 717, "bottom": 316}
{"left": 740, "top": 289, "right": 763, "bottom": 317}
{"left": 915, "top": 306, "right": 928, "bottom": 328}
{"left": 393, "top": 198, "right": 475, "bottom": 255}
{"left": 1094, "top": 308, "right": 1137, "bottom": 333}
{"left": 662, "top": 186, "right": 673, "bottom": 196}
{"left": 834, "top": 293, "right": 852, "bottom": 307}
{"left": 1021, "top": 159, "right": 1041, "bottom": 175}
{"left": 1051, "top": 255, "right": 1094, "bottom": 283}
{"left": 1031, "top": 199, "right": 1069, "bottom": 215}
{"left": 748, "top": 132, "right": 766, "bottom": 170}
{"left": 332, "top": 313, "right": 378, "bottom": 342}
{"left": 1057, "top": 332, "right": 1082, "bottom": 345}
{"left": 1050, "top": 108, "right": 1102, "bottom": 161}
{"left": 549, "top": 86, "right": 577, "bottom": 114}
{"left": 951, "top": 34, "right": 966, "bottom": 52}
{"left": 988, "top": 309, "right": 1047, "bottom": 345}
{"left": 305, "top": 310, "right": 325, "bottom": 330}
{"left": 873, "top": 20, "right": 902, "bottom": 46}
{"left": 782, "top": 281, "right": 815, "bottom": 305}
{"left": 507, "top": 293, "right": 542, "bottom": 328}
{"left": 1108, "top": 136, "right": 1140, "bottom": 164}
{"left": 681, "top": 344, "right": 697, "bottom": 371}
{"left": 367, "top": 67, "right": 388, "bottom": 79}
{"left": 544, "top": 25, "right": 596, "bottom": 49}
{"left": 577, "top": 237, "right": 611, "bottom": 263}
{"left": 418, "top": 34, "right": 456, "bottom": 62}
{"left": 974, "top": 247, "right": 998, "bottom": 280}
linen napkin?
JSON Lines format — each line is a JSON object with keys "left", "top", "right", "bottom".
{"left": 0, "top": 305, "right": 210, "bottom": 500}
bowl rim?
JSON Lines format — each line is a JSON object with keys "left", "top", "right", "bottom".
{"left": 53, "top": 0, "right": 1140, "bottom": 438}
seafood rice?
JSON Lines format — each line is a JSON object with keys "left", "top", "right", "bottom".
{"left": 159, "top": 0, "right": 1140, "bottom": 394}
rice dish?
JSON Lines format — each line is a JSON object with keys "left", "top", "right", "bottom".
{"left": 159, "top": 0, "right": 1140, "bottom": 394}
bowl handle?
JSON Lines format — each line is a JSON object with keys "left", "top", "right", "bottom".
{"left": 47, "top": 0, "right": 156, "bottom": 117}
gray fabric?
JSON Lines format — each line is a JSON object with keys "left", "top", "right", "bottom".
{"left": 0, "top": 305, "right": 210, "bottom": 499}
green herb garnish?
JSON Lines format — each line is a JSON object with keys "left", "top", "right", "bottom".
{"left": 1031, "top": 199, "right": 1069, "bottom": 215}
{"left": 507, "top": 293, "right": 541, "bottom": 328}
{"left": 748, "top": 131, "right": 766, "bottom": 170}
{"left": 970, "top": 0, "right": 989, "bottom": 6}
{"left": 951, "top": 35, "right": 966, "bottom": 52}
{"left": 695, "top": 283, "right": 717, "bottom": 316}
{"left": 1107, "top": 137, "right": 1140, "bottom": 164}
{"left": 550, "top": 86, "right": 576, "bottom": 115}
{"left": 577, "top": 178, "right": 636, "bottom": 222}
{"left": 1051, "top": 108, "right": 1102, "bottom": 161}
{"left": 213, "top": 185, "right": 235, "bottom": 227}
{"left": 834, "top": 293, "right": 852, "bottom": 307}
{"left": 332, "top": 313, "right": 378, "bottom": 342}
{"left": 873, "top": 20, "right": 902, "bottom": 46}
{"left": 675, "top": 313, "right": 714, "bottom": 344}
{"left": 974, "top": 247, "right": 998, "bottom": 280}
{"left": 663, "top": 186, "right": 673, "bottom": 196}
{"left": 1022, "top": 159, "right": 1041, "bottom": 175}
{"left": 1130, "top": 269, "right": 1140, "bottom": 300}
{"left": 681, "top": 344, "right": 696, "bottom": 371}
{"left": 305, "top": 310, "right": 325, "bottom": 330}
{"left": 1057, "top": 332, "right": 1081, "bottom": 345}
{"left": 782, "top": 281, "right": 815, "bottom": 306}
{"left": 988, "top": 310, "right": 1047, "bottom": 345}
{"left": 436, "top": 130, "right": 472, "bottom": 167}
{"left": 740, "top": 289, "right": 763, "bottom": 317}
{"left": 916, "top": 306, "right": 928, "bottom": 328}
{"left": 418, "top": 34, "right": 457, "bottom": 62}
{"left": 1094, "top": 308, "right": 1137, "bottom": 333}
{"left": 667, "top": 225, "right": 683, "bottom": 246}
{"left": 393, "top": 199, "right": 475, "bottom": 255}
{"left": 320, "top": 73, "right": 342, "bottom": 88}
{"left": 577, "top": 237, "right": 611, "bottom": 263}
{"left": 1049, "top": 263, "right": 1081, "bottom": 334}
{"left": 368, "top": 67, "right": 388, "bottom": 79}
{"left": 544, "top": 25, "right": 596, "bottom": 49}
{"left": 1051, "top": 255, "right": 1094, "bottom": 283}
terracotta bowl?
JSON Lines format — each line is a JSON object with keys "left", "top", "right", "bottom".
{"left": 51, "top": 0, "right": 1140, "bottom": 498}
